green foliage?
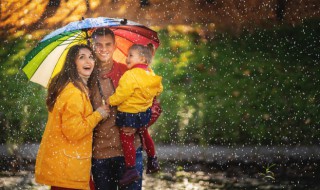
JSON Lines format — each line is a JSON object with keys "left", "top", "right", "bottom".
{"left": 151, "top": 19, "right": 320, "bottom": 145}
{"left": 259, "top": 163, "right": 276, "bottom": 181}
{"left": 0, "top": 36, "right": 47, "bottom": 144}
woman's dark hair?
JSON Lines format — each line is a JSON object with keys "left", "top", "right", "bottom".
{"left": 46, "top": 44, "right": 96, "bottom": 111}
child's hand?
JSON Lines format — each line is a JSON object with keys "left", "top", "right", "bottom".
{"left": 121, "top": 127, "right": 137, "bottom": 135}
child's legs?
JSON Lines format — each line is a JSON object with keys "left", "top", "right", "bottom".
{"left": 120, "top": 128, "right": 136, "bottom": 168}
{"left": 139, "top": 127, "right": 156, "bottom": 157}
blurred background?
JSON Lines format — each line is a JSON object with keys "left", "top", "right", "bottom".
{"left": 0, "top": 0, "right": 319, "bottom": 189}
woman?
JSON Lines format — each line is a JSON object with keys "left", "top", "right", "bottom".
{"left": 35, "top": 44, "right": 109, "bottom": 190}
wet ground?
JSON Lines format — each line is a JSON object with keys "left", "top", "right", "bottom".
{"left": 1, "top": 145, "right": 319, "bottom": 189}
{"left": 0, "top": 159, "right": 319, "bottom": 190}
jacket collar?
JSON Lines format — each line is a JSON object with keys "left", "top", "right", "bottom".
{"left": 131, "top": 63, "right": 149, "bottom": 70}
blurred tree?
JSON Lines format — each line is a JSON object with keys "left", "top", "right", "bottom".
{"left": 48, "top": 0, "right": 61, "bottom": 7}
{"left": 24, "top": 0, "right": 61, "bottom": 31}
{"left": 152, "top": 20, "right": 320, "bottom": 146}
{"left": 140, "top": 0, "right": 150, "bottom": 7}
{"left": 276, "top": 0, "right": 287, "bottom": 21}
{"left": 0, "top": 37, "right": 47, "bottom": 145}
{"left": 86, "top": 0, "right": 91, "bottom": 12}
{"left": 0, "top": 112, "right": 6, "bottom": 143}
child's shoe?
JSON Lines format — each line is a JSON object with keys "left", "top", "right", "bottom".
{"left": 146, "top": 156, "right": 160, "bottom": 174}
{"left": 119, "top": 167, "right": 141, "bottom": 186}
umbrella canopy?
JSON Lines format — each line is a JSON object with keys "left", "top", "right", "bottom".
{"left": 22, "top": 17, "right": 160, "bottom": 88}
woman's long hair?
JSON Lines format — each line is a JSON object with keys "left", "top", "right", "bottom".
{"left": 46, "top": 44, "right": 97, "bottom": 111}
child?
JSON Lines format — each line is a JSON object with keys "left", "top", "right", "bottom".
{"left": 108, "top": 43, "right": 163, "bottom": 186}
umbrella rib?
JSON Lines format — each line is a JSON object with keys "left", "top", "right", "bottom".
{"left": 23, "top": 34, "right": 77, "bottom": 79}
{"left": 56, "top": 38, "right": 84, "bottom": 46}
{"left": 113, "top": 26, "right": 159, "bottom": 43}
{"left": 49, "top": 32, "right": 85, "bottom": 81}
{"left": 30, "top": 33, "right": 81, "bottom": 87}
{"left": 113, "top": 28, "right": 159, "bottom": 46}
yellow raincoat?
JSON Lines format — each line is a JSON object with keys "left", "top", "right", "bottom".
{"left": 35, "top": 83, "right": 103, "bottom": 190}
{"left": 109, "top": 67, "right": 163, "bottom": 113}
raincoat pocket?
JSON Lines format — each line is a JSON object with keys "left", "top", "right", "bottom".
{"left": 63, "top": 150, "right": 91, "bottom": 182}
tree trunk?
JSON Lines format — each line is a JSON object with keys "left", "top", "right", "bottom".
{"left": 86, "top": 0, "right": 91, "bottom": 13}
{"left": 140, "top": 0, "right": 150, "bottom": 7}
{"left": 276, "top": 0, "right": 286, "bottom": 21}
{"left": 48, "top": 0, "right": 61, "bottom": 7}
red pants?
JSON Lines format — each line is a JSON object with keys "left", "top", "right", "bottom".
{"left": 120, "top": 127, "right": 155, "bottom": 168}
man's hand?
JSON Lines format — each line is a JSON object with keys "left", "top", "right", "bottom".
{"left": 121, "top": 127, "right": 137, "bottom": 135}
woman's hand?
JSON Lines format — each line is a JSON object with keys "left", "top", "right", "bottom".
{"left": 96, "top": 104, "right": 110, "bottom": 119}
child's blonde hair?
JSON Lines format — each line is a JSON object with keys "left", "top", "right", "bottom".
{"left": 129, "top": 43, "right": 155, "bottom": 64}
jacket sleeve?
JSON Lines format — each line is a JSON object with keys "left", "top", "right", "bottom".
{"left": 59, "top": 90, "right": 103, "bottom": 141}
{"left": 109, "top": 72, "right": 135, "bottom": 106}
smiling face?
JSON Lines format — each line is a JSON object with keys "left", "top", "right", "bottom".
{"left": 92, "top": 34, "right": 116, "bottom": 66}
{"left": 75, "top": 48, "right": 95, "bottom": 79}
{"left": 126, "top": 49, "right": 146, "bottom": 69}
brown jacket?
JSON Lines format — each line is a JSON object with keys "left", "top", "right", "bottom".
{"left": 90, "top": 61, "right": 141, "bottom": 159}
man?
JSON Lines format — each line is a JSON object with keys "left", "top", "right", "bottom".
{"left": 89, "top": 28, "right": 143, "bottom": 190}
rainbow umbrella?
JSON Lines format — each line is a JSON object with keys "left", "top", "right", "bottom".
{"left": 22, "top": 17, "right": 160, "bottom": 88}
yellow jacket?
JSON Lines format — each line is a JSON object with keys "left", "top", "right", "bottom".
{"left": 109, "top": 67, "right": 163, "bottom": 113}
{"left": 35, "top": 83, "right": 103, "bottom": 190}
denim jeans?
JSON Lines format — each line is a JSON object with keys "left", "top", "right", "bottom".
{"left": 92, "top": 147, "right": 143, "bottom": 190}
